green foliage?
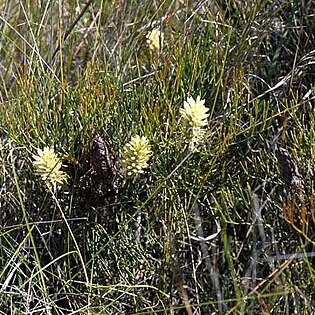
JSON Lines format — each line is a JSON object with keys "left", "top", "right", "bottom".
{"left": 1, "top": 0, "right": 315, "bottom": 313}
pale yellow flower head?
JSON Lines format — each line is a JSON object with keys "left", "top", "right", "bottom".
{"left": 122, "top": 135, "right": 152, "bottom": 177}
{"left": 180, "top": 96, "right": 209, "bottom": 127}
{"left": 33, "top": 147, "right": 67, "bottom": 190}
{"left": 146, "top": 28, "right": 164, "bottom": 51}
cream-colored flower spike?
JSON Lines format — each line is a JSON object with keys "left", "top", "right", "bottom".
{"left": 33, "top": 147, "right": 67, "bottom": 190}
{"left": 122, "top": 135, "right": 152, "bottom": 177}
{"left": 180, "top": 96, "right": 209, "bottom": 151}
{"left": 180, "top": 96, "right": 209, "bottom": 127}
{"left": 146, "top": 28, "right": 164, "bottom": 51}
